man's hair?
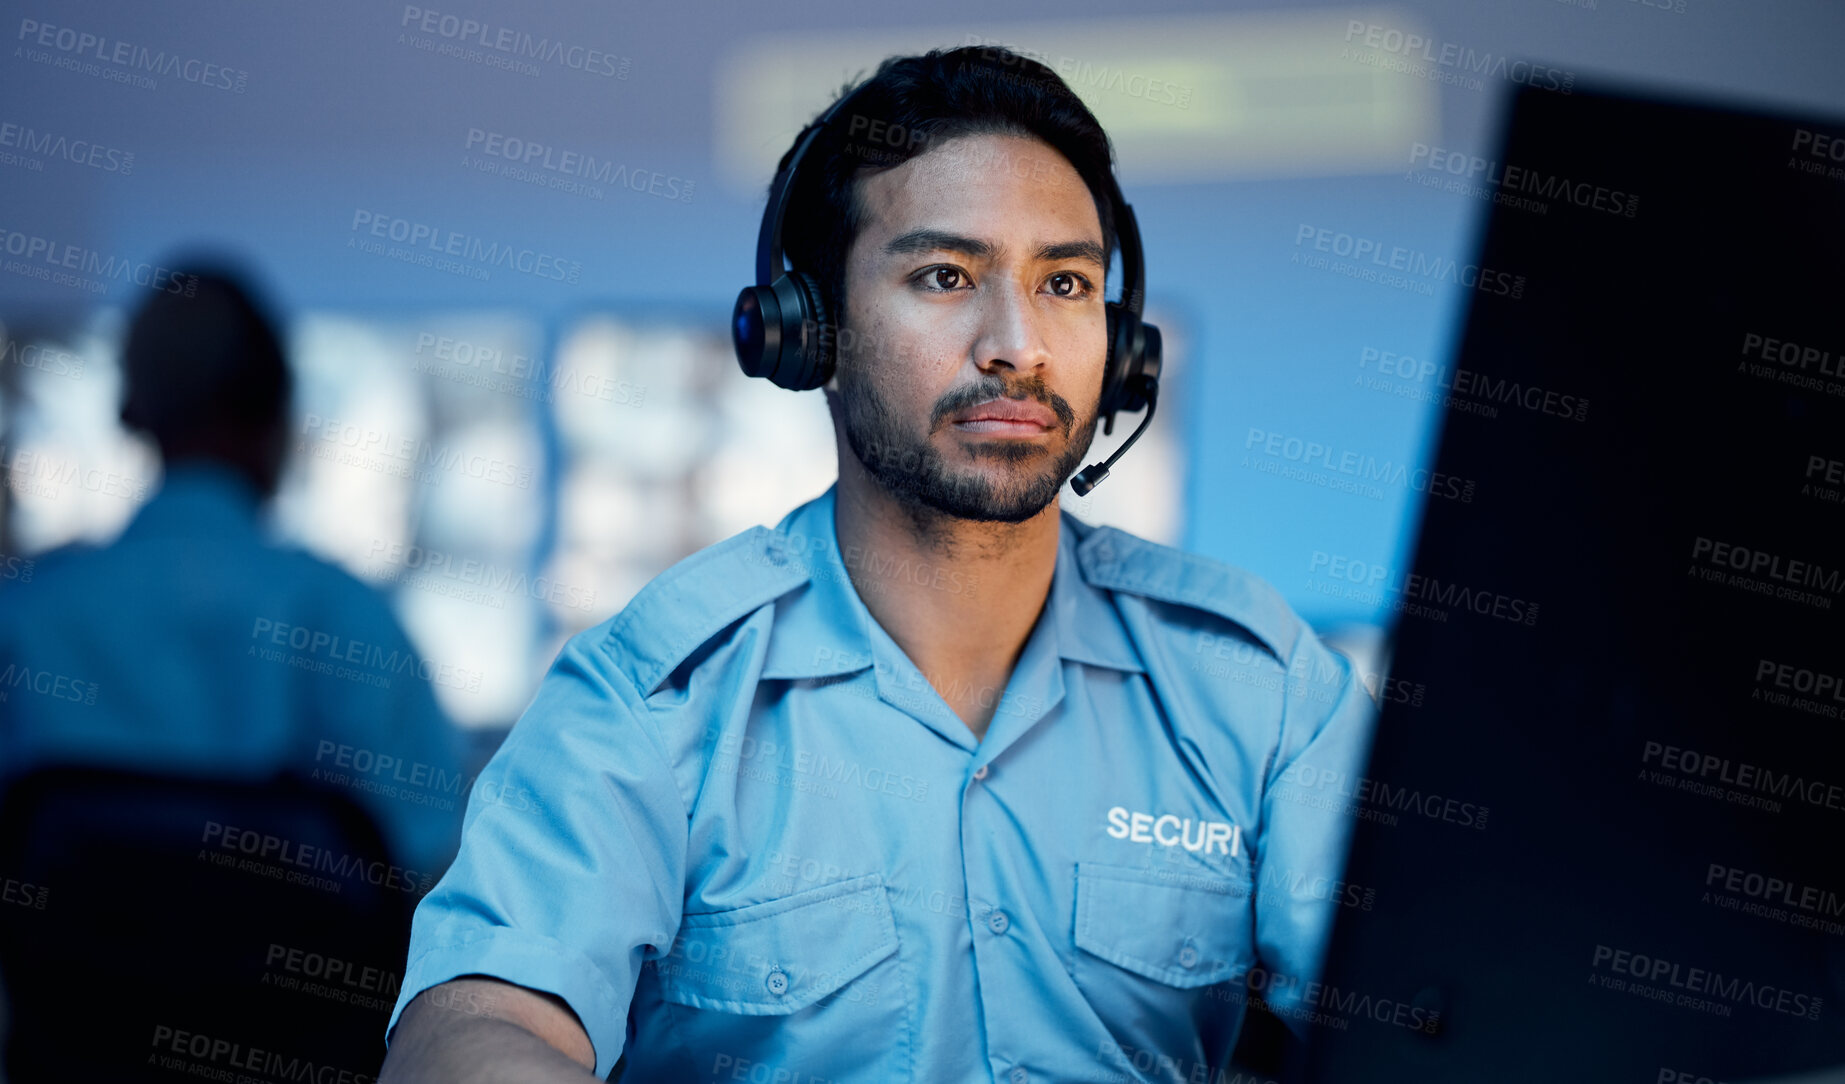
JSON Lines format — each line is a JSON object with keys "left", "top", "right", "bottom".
{"left": 777, "top": 45, "right": 1119, "bottom": 329}
{"left": 120, "top": 265, "right": 290, "bottom": 454}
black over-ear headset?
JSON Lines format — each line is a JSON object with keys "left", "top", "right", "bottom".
{"left": 732, "top": 84, "right": 1162, "bottom": 496}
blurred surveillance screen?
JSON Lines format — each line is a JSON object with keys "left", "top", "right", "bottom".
{"left": 272, "top": 312, "right": 548, "bottom": 729}
{"left": 542, "top": 313, "right": 837, "bottom": 659}
{"left": 1, "top": 310, "right": 157, "bottom": 557}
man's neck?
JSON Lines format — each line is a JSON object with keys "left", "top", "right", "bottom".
{"left": 832, "top": 457, "right": 1060, "bottom": 742}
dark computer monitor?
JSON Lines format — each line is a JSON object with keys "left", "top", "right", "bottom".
{"left": 1297, "top": 82, "right": 1845, "bottom": 1083}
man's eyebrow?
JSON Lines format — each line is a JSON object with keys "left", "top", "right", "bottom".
{"left": 1035, "top": 239, "right": 1106, "bottom": 268}
{"left": 881, "top": 229, "right": 1106, "bottom": 270}
{"left": 882, "top": 229, "right": 993, "bottom": 260}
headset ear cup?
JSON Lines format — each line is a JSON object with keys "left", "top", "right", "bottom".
{"left": 790, "top": 271, "right": 833, "bottom": 389}
{"left": 1123, "top": 321, "right": 1162, "bottom": 413}
{"left": 762, "top": 272, "right": 819, "bottom": 391}
{"left": 732, "top": 284, "right": 776, "bottom": 380}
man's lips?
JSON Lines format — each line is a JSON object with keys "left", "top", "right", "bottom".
{"left": 950, "top": 397, "right": 1057, "bottom": 432}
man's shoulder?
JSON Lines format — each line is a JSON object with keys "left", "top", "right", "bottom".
{"left": 583, "top": 523, "right": 812, "bottom": 697}
{"left": 1065, "top": 515, "right": 1309, "bottom": 666}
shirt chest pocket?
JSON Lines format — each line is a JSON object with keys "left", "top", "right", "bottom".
{"left": 1071, "top": 862, "right": 1255, "bottom": 1074}
{"left": 648, "top": 873, "right": 913, "bottom": 1081}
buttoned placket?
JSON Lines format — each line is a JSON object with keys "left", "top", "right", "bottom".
{"left": 762, "top": 487, "right": 1147, "bottom": 1081}
{"left": 948, "top": 565, "right": 1067, "bottom": 1084}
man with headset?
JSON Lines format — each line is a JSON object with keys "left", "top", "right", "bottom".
{"left": 381, "top": 45, "right": 1373, "bottom": 1084}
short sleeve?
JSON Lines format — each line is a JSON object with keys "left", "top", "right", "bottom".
{"left": 385, "top": 629, "right": 690, "bottom": 1079}
{"left": 1251, "top": 634, "right": 1377, "bottom": 1030}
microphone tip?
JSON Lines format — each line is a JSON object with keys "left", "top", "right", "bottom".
{"left": 1071, "top": 464, "right": 1107, "bottom": 497}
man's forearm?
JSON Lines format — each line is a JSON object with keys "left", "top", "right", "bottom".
{"left": 378, "top": 986, "right": 602, "bottom": 1084}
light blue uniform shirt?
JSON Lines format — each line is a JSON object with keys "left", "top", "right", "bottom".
{"left": 390, "top": 483, "right": 1374, "bottom": 1083}
{"left": 0, "top": 461, "right": 464, "bottom": 881}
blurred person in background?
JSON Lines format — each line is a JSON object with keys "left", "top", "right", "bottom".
{"left": 0, "top": 264, "right": 464, "bottom": 881}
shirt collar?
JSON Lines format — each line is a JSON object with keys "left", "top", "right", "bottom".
{"left": 122, "top": 460, "right": 263, "bottom": 539}
{"left": 760, "top": 484, "right": 1144, "bottom": 681}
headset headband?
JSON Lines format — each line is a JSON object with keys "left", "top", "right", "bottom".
{"left": 754, "top": 89, "right": 1147, "bottom": 323}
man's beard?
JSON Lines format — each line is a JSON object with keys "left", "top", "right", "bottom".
{"left": 835, "top": 364, "right": 1098, "bottom": 524}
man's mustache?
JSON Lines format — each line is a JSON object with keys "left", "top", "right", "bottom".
{"left": 930, "top": 374, "right": 1076, "bottom": 436}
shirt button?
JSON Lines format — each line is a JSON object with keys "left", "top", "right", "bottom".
{"left": 972, "top": 764, "right": 989, "bottom": 780}
{"left": 987, "top": 909, "right": 1010, "bottom": 935}
{"left": 765, "top": 967, "right": 789, "bottom": 996}
{"left": 1178, "top": 944, "right": 1199, "bottom": 968}
{"left": 1010, "top": 1067, "right": 1029, "bottom": 1084}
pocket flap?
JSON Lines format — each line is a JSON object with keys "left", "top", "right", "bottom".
{"left": 658, "top": 873, "right": 899, "bottom": 1014}
{"left": 1074, "top": 862, "right": 1251, "bottom": 988}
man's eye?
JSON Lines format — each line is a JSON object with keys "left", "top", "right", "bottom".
{"left": 1047, "top": 272, "right": 1093, "bottom": 298}
{"left": 922, "top": 267, "right": 967, "bottom": 291}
